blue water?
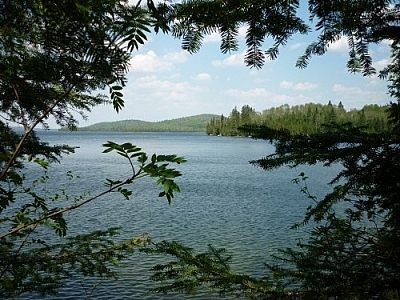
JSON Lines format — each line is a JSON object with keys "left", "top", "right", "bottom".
{"left": 20, "top": 131, "right": 340, "bottom": 299}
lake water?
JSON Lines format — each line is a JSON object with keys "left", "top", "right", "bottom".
{"left": 24, "top": 131, "right": 340, "bottom": 299}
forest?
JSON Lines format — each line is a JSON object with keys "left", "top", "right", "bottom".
{"left": 68, "top": 114, "right": 218, "bottom": 132}
{"left": 206, "top": 102, "right": 391, "bottom": 136}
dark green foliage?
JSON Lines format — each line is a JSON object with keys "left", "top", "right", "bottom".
{"left": 207, "top": 103, "right": 391, "bottom": 136}
{"left": 0, "top": 0, "right": 164, "bottom": 191}
{"left": 166, "top": 0, "right": 309, "bottom": 69}
{"left": 300, "top": 0, "right": 398, "bottom": 76}
{"left": 0, "top": 0, "right": 169, "bottom": 133}
{"left": 0, "top": 227, "right": 151, "bottom": 297}
{"left": 206, "top": 105, "right": 258, "bottom": 136}
{"left": 381, "top": 45, "right": 400, "bottom": 102}
{"left": 102, "top": 141, "right": 186, "bottom": 203}
{"left": 0, "top": 122, "right": 75, "bottom": 166}
{"left": 166, "top": 0, "right": 399, "bottom": 73}
{"left": 142, "top": 241, "right": 279, "bottom": 298}
{"left": 261, "top": 121, "right": 400, "bottom": 297}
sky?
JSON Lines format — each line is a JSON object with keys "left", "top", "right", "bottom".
{"left": 52, "top": 2, "right": 393, "bottom": 128}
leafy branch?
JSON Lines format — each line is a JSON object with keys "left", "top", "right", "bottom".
{"left": 0, "top": 1, "right": 153, "bottom": 181}
{"left": 0, "top": 142, "right": 186, "bottom": 240}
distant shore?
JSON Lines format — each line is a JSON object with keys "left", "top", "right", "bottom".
{"left": 59, "top": 114, "right": 218, "bottom": 132}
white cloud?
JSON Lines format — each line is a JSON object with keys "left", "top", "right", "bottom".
{"left": 280, "top": 81, "right": 293, "bottom": 89}
{"left": 134, "top": 75, "right": 173, "bottom": 89}
{"left": 211, "top": 51, "right": 245, "bottom": 67}
{"left": 238, "top": 26, "right": 248, "bottom": 38}
{"left": 373, "top": 58, "right": 390, "bottom": 71}
{"left": 224, "top": 88, "right": 271, "bottom": 98}
{"left": 130, "top": 50, "right": 188, "bottom": 72}
{"left": 163, "top": 51, "right": 188, "bottom": 63}
{"left": 223, "top": 88, "right": 317, "bottom": 109}
{"left": 332, "top": 83, "right": 363, "bottom": 94}
{"left": 378, "top": 39, "right": 393, "bottom": 53}
{"left": 328, "top": 36, "right": 348, "bottom": 52}
{"left": 290, "top": 43, "right": 305, "bottom": 51}
{"left": 204, "top": 32, "right": 221, "bottom": 43}
{"left": 113, "top": 74, "right": 206, "bottom": 122}
{"left": 331, "top": 83, "right": 388, "bottom": 108}
{"left": 293, "top": 82, "right": 317, "bottom": 91}
{"left": 131, "top": 76, "right": 204, "bottom": 103}
{"left": 280, "top": 81, "right": 317, "bottom": 91}
{"left": 135, "top": 75, "right": 196, "bottom": 89}
{"left": 130, "top": 51, "right": 169, "bottom": 72}
{"left": 194, "top": 73, "right": 211, "bottom": 80}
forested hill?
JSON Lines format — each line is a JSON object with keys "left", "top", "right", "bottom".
{"left": 72, "top": 114, "right": 219, "bottom": 132}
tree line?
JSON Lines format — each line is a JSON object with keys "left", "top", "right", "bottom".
{"left": 206, "top": 102, "right": 391, "bottom": 136}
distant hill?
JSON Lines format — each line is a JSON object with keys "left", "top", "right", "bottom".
{"left": 73, "top": 114, "right": 219, "bottom": 132}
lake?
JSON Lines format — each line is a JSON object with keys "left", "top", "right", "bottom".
{"left": 24, "top": 131, "right": 339, "bottom": 299}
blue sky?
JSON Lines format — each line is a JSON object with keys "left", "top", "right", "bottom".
{"left": 57, "top": 3, "right": 393, "bottom": 127}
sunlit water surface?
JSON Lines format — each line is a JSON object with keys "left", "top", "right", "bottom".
{"left": 19, "top": 131, "right": 340, "bottom": 299}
